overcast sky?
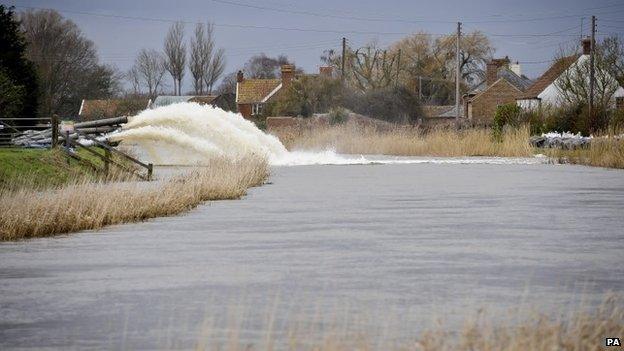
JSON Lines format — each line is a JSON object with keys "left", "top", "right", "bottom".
{"left": 6, "top": 0, "right": 624, "bottom": 93}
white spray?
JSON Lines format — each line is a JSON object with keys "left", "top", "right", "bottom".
{"left": 109, "top": 103, "right": 547, "bottom": 166}
{"left": 109, "top": 103, "right": 289, "bottom": 165}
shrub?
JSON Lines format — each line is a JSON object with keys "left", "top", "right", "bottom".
{"left": 328, "top": 107, "right": 348, "bottom": 125}
{"left": 493, "top": 103, "right": 521, "bottom": 140}
{"left": 343, "top": 85, "right": 422, "bottom": 124}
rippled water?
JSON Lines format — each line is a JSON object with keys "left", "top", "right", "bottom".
{"left": 1, "top": 162, "right": 623, "bottom": 349}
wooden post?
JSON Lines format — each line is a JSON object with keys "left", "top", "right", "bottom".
{"left": 455, "top": 22, "right": 462, "bottom": 128}
{"left": 395, "top": 49, "right": 401, "bottom": 87}
{"left": 104, "top": 148, "right": 111, "bottom": 177}
{"left": 341, "top": 37, "right": 346, "bottom": 82}
{"left": 147, "top": 163, "right": 153, "bottom": 181}
{"left": 51, "top": 115, "right": 59, "bottom": 148}
{"left": 64, "top": 131, "right": 71, "bottom": 165}
{"left": 589, "top": 15, "right": 596, "bottom": 128}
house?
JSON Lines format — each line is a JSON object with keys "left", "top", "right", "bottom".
{"left": 517, "top": 38, "right": 624, "bottom": 110}
{"left": 463, "top": 57, "right": 532, "bottom": 125}
{"left": 78, "top": 98, "right": 151, "bottom": 121}
{"left": 235, "top": 64, "right": 295, "bottom": 119}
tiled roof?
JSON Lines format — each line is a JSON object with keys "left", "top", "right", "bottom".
{"left": 520, "top": 55, "right": 579, "bottom": 99}
{"left": 237, "top": 79, "right": 282, "bottom": 104}
{"left": 468, "top": 67, "right": 532, "bottom": 95}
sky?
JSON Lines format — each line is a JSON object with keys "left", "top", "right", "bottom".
{"left": 5, "top": 0, "right": 624, "bottom": 94}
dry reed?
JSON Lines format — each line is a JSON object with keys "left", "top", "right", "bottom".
{"left": 272, "top": 123, "right": 533, "bottom": 157}
{"left": 0, "top": 157, "right": 269, "bottom": 241}
{"left": 548, "top": 137, "right": 624, "bottom": 169}
{"left": 193, "top": 294, "right": 623, "bottom": 351}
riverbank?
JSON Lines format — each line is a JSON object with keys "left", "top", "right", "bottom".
{"left": 547, "top": 137, "right": 624, "bottom": 169}
{"left": 271, "top": 124, "right": 624, "bottom": 169}
{"left": 0, "top": 156, "right": 269, "bottom": 241}
{"left": 272, "top": 124, "right": 533, "bottom": 157}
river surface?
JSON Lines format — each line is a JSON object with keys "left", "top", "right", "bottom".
{"left": 1, "top": 161, "right": 623, "bottom": 349}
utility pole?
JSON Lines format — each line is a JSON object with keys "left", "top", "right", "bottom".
{"left": 589, "top": 15, "right": 596, "bottom": 126}
{"left": 580, "top": 17, "right": 584, "bottom": 42}
{"left": 455, "top": 22, "right": 462, "bottom": 127}
{"left": 341, "top": 37, "right": 347, "bottom": 82}
{"left": 396, "top": 49, "right": 401, "bottom": 87}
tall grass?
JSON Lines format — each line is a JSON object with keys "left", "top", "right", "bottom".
{"left": 0, "top": 157, "right": 269, "bottom": 241}
{"left": 191, "top": 295, "right": 623, "bottom": 351}
{"left": 548, "top": 137, "right": 624, "bottom": 169}
{"left": 272, "top": 123, "right": 533, "bottom": 157}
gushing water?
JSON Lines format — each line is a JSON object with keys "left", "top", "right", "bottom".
{"left": 109, "top": 103, "right": 288, "bottom": 165}
{"left": 109, "top": 103, "right": 546, "bottom": 166}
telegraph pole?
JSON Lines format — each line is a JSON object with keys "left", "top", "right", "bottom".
{"left": 589, "top": 15, "right": 596, "bottom": 125}
{"left": 396, "top": 48, "right": 402, "bottom": 87}
{"left": 455, "top": 22, "right": 462, "bottom": 127}
{"left": 341, "top": 37, "right": 347, "bottom": 82}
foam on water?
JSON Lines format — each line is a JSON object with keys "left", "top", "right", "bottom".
{"left": 109, "top": 102, "right": 547, "bottom": 167}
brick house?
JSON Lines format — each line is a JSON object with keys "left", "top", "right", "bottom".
{"left": 463, "top": 57, "right": 532, "bottom": 125}
{"left": 235, "top": 65, "right": 295, "bottom": 119}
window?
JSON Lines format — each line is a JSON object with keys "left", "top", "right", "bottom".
{"left": 252, "top": 103, "right": 264, "bottom": 116}
{"left": 617, "top": 97, "right": 624, "bottom": 110}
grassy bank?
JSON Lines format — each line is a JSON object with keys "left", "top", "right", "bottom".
{"left": 272, "top": 124, "right": 533, "bottom": 157}
{"left": 547, "top": 137, "right": 624, "bottom": 169}
{"left": 0, "top": 147, "right": 136, "bottom": 191}
{"left": 0, "top": 157, "right": 269, "bottom": 241}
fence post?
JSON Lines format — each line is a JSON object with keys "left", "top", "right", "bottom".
{"left": 147, "top": 163, "right": 153, "bottom": 181}
{"left": 104, "top": 148, "right": 111, "bottom": 177}
{"left": 51, "top": 115, "right": 59, "bottom": 148}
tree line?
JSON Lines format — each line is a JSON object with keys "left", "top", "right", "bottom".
{"left": 0, "top": 6, "right": 228, "bottom": 122}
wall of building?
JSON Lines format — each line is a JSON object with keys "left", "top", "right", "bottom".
{"left": 469, "top": 79, "right": 522, "bottom": 125}
{"left": 237, "top": 103, "right": 252, "bottom": 119}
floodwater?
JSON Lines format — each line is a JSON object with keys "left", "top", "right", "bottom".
{"left": 1, "top": 161, "right": 623, "bottom": 349}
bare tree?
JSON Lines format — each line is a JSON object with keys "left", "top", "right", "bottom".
{"left": 555, "top": 50, "right": 620, "bottom": 110}
{"left": 133, "top": 49, "right": 166, "bottom": 98}
{"left": 20, "top": 9, "right": 119, "bottom": 116}
{"left": 189, "top": 23, "right": 212, "bottom": 94}
{"left": 126, "top": 67, "right": 141, "bottom": 95}
{"left": 204, "top": 48, "right": 225, "bottom": 94}
{"left": 163, "top": 21, "right": 186, "bottom": 96}
{"left": 244, "top": 54, "right": 292, "bottom": 78}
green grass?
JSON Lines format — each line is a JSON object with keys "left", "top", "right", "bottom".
{"left": 0, "top": 147, "right": 116, "bottom": 191}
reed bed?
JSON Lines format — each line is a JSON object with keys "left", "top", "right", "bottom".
{"left": 0, "top": 157, "right": 269, "bottom": 241}
{"left": 191, "top": 295, "right": 623, "bottom": 351}
{"left": 272, "top": 124, "right": 533, "bottom": 157}
{"left": 548, "top": 137, "right": 624, "bottom": 169}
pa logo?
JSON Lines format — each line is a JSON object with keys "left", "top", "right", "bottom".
{"left": 606, "top": 337, "right": 621, "bottom": 347}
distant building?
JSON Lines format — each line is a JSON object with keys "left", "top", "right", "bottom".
{"left": 78, "top": 98, "right": 151, "bottom": 121}
{"left": 517, "top": 38, "right": 624, "bottom": 110}
{"left": 463, "top": 56, "right": 532, "bottom": 125}
{"left": 235, "top": 65, "right": 294, "bottom": 119}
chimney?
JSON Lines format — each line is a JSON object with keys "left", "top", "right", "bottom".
{"left": 319, "top": 66, "right": 333, "bottom": 77}
{"left": 510, "top": 61, "right": 522, "bottom": 76}
{"left": 582, "top": 37, "right": 591, "bottom": 55}
{"left": 486, "top": 57, "right": 511, "bottom": 86}
{"left": 281, "top": 64, "right": 295, "bottom": 87}
{"left": 236, "top": 70, "right": 244, "bottom": 83}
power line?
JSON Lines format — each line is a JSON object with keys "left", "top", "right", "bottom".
{"left": 210, "top": 0, "right": 624, "bottom": 24}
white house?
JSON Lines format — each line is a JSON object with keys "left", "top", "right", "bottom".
{"left": 517, "top": 38, "right": 624, "bottom": 110}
